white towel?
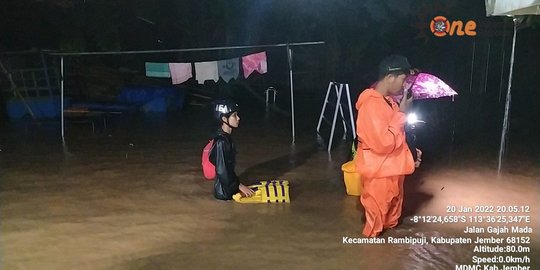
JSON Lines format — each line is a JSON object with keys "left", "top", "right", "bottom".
{"left": 194, "top": 61, "right": 219, "bottom": 84}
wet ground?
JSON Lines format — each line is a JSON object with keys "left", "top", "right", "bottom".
{"left": 1, "top": 103, "right": 539, "bottom": 270}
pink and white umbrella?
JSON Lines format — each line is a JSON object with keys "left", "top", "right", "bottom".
{"left": 401, "top": 73, "right": 458, "bottom": 100}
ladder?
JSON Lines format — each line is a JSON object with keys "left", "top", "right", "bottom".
{"left": 316, "top": 82, "right": 356, "bottom": 153}
{"left": 9, "top": 67, "right": 59, "bottom": 98}
{"left": 0, "top": 51, "right": 60, "bottom": 99}
{"left": 0, "top": 51, "right": 60, "bottom": 119}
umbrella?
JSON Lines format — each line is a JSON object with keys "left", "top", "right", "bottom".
{"left": 401, "top": 72, "right": 458, "bottom": 100}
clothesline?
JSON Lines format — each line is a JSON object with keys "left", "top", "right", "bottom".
{"left": 56, "top": 41, "right": 326, "bottom": 145}
{"left": 146, "top": 51, "right": 267, "bottom": 85}
{"left": 49, "top": 41, "right": 324, "bottom": 56}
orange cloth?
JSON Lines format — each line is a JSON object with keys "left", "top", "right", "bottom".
{"left": 355, "top": 88, "right": 415, "bottom": 237}
{"left": 361, "top": 175, "right": 404, "bottom": 237}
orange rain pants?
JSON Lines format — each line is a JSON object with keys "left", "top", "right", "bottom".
{"left": 360, "top": 175, "right": 405, "bottom": 236}
{"left": 355, "top": 88, "right": 415, "bottom": 237}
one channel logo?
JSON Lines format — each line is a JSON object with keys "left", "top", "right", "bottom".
{"left": 430, "top": 16, "right": 477, "bottom": 37}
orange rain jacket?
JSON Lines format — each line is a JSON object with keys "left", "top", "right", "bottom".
{"left": 355, "top": 88, "right": 415, "bottom": 177}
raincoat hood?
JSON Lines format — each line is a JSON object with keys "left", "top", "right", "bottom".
{"left": 356, "top": 88, "right": 389, "bottom": 110}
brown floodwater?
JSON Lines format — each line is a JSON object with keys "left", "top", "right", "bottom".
{"left": 1, "top": 108, "right": 538, "bottom": 270}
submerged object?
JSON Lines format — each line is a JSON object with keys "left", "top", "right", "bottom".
{"left": 233, "top": 180, "right": 290, "bottom": 203}
{"left": 341, "top": 161, "right": 362, "bottom": 196}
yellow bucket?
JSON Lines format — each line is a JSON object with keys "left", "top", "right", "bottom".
{"left": 341, "top": 160, "right": 362, "bottom": 196}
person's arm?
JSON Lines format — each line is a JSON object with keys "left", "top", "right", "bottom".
{"left": 210, "top": 136, "right": 254, "bottom": 198}
{"left": 210, "top": 137, "right": 240, "bottom": 199}
{"left": 212, "top": 139, "right": 233, "bottom": 181}
{"left": 358, "top": 99, "right": 407, "bottom": 155}
{"left": 415, "top": 148, "right": 423, "bottom": 168}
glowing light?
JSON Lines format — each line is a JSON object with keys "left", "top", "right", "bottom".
{"left": 407, "top": 113, "right": 422, "bottom": 125}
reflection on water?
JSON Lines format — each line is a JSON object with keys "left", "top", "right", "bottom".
{"left": 1, "top": 110, "right": 538, "bottom": 270}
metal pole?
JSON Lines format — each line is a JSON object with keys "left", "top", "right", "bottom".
{"left": 345, "top": 84, "right": 356, "bottom": 138}
{"left": 40, "top": 51, "right": 53, "bottom": 96}
{"left": 469, "top": 39, "right": 476, "bottom": 94}
{"left": 498, "top": 19, "right": 508, "bottom": 103}
{"left": 497, "top": 17, "right": 518, "bottom": 175}
{"left": 287, "top": 44, "right": 295, "bottom": 145}
{"left": 316, "top": 82, "right": 334, "bottom": 132}
{"left": 483, "top": 42, "right": 491, "bottom": 94}
{"left": 328, "top": 84, "right": 343, "bottom": 153}
{"left": 61, "top": 56, "right": 65, "bottom": 145}
{"left": 337, "top": 85, "right": 348, "bottom": 140}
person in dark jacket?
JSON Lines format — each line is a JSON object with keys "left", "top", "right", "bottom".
{"left": 209, "top": 99, "right": 255, "bottom": 200}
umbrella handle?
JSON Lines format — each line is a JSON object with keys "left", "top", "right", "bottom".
{"left": 406, "top": 74, "right": 420, "bottom": 96}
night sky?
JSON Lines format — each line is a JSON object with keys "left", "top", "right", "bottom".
{"left": 1, "top": 1, "right": 538, "bottom": 83}
{"left": 1, "top": 0, "right": 539, "bottom": 163}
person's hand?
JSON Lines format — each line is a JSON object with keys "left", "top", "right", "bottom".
{"left": 239, "top": 184, "right": 255, "bottom": 197}
{"left": 415, "top": 148, "right": 423, "bottom": 168}
{"left": 400, "top": 89, "right": 414, "bottom": 113}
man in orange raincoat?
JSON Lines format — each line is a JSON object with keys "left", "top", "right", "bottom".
{"left": 355, "top": 55, "right": 420, "bottom": 237}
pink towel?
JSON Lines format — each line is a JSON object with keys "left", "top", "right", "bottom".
{"left": 242, "top": 52, "right": 267, "bottom": 78}
{"left": 169, "top": 63, "right": 192, "bottom": 85}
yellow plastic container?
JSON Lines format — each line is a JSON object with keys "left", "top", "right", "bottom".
{"left": 233, "top": 180, "right": 290, "bottom": 203}
{"left": 341, "top": 160, "right": 362, "bottom": 196}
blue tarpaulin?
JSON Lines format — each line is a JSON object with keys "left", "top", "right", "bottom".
{"left": 117, "top": 86, "right": 185, "bottom": 112}
{"left": 7, "top": 97, "right": 64, "bottom": 119}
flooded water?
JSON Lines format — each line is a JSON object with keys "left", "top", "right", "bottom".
{"left": 1, "top": 105, "right": 539, "bottom": 270}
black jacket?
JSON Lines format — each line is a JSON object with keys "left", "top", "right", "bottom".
{"left": 209, "top": 130, "right": 240, "bottom": 200}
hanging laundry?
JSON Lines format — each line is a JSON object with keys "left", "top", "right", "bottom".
{"left": 194, "top": 61, "right": 219, "bottom": 84}
{"left": 218, "top": 58, "right": 240, "bottom": 83}
{"left": 169, "top": 63, "right": 192, "bottom": 85}
{"left": 242, "top": 52, "right": 267, "bottom": 78}
{"left": 145, "top": 62, "right": 171, "bottom": 78}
